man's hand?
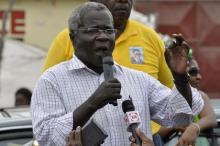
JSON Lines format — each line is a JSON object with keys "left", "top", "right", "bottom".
{"left": 165, "top": 34, "right": 190, "bottom": 74}
{"left": 165, "top": 34, "right": 192, "bottom": 107}
{"left": 130, "top": 128, "right": 154, "bottom": 146}
{"left": 73, "top": 78, "right": 121, "bottom": 129}
{"left": 66, "top": 126, "right": 82, "bottom": 146}
{"left": 175, "top": 124, "right": 199, "bottom": 146}
{"left": 88, "top": 78, "right": 121, "bottom": 109}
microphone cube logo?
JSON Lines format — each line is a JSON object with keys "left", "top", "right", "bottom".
{"left": 124, "top": 111, "right": 141, "bottom": 127}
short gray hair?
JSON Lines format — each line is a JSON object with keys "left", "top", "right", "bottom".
{"left": 68, "top": 2, "right": 113, "bottom": 32}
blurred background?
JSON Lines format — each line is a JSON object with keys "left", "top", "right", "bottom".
{"left": 0, "top": 0, "right": 220, "bottom": 107}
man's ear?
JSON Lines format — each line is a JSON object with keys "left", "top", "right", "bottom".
{"left": 69, "top": 32, "right": 77, "bottom": 49}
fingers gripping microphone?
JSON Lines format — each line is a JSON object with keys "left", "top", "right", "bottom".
{"left": 122, "top": 99, "right": 141, "bottom": 145}
{"left": 102, "top": 55, "right": 117, "bottom": 106}
{"left": 102, "top": 56, "right": 114, "bottom": 80}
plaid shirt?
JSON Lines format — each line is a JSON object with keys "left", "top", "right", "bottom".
{"left": 31, "top": 56, "right": 204, "bottom": 146}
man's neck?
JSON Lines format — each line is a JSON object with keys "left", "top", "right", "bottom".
{"left": 87, "top": 64, "right": 103, "bottom": 75}
{"left": 75, "top": 54, "right": 103, "bottom": 75}
{"left": 115, "top": 20, "right": 127, "bottom": 39}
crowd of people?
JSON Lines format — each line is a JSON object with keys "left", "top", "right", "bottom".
{"left": 29, "top": 0, "right": 216, "bottom": 146}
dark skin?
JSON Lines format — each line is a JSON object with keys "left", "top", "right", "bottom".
{"left": 91, "top": 0, "right": 133, "bottom": 38}
{"left": 71, "top": 9, "right": 121, "bottom": 129}
{"left": 73, "top": 10, "right": 115, "bottom": 74}
{"left": 15, "top": 94, "right": 30, "bottom": 106}
{"left": 130, "top": 129, "right": 155, "bottom": 146}
{"left": 66, "top": 126, "right": 82, "bottom": 146}
{"left": 165, "top": 34, "right": 192, "bottom": 107}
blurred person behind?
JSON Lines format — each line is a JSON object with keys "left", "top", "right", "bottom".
{"left": 160, "top": 58, "right": 217, "bottom": 146}
{"left": 15, "top": 87, "right": 32, "bottom": 106}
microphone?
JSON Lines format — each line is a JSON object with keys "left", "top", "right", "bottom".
{"left": 122, "top": 99, "right": 141, "bottom": 145}
{"left": 102, "top": 55, "right": 117, "bottom": 106}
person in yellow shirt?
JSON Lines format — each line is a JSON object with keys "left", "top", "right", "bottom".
{"left": 42, "top": 0, "right": 173, "bottom": 145}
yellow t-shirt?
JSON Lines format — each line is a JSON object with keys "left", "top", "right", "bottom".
{"left": 42, "top": 19, "right": 174, "bottom": 135}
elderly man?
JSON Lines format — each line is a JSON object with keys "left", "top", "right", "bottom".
{"left": 43, "top": 1, "right": 174, "bottom": 144}
{"left": 42, "top": 0, "right": 173, "bottom": 88}
{"left": 32, "top": 2, "right": 203, "bottom": 146}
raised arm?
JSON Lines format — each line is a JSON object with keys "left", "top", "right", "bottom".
{"left": 165, "top": 34, "right": 192, "bottom": 107}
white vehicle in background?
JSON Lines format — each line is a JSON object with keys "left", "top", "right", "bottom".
{"left": 0, "top": 107, "right": 39, "bottom": 146}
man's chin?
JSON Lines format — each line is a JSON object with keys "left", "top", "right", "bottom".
{"left": 114, "top": 13, "right": 129, "bottom": 21}
{"left": 192, "top": 83, "right": 200, "bottom": 89}
{"left": 93, "top": 58, "right": 103, "bottom": 66}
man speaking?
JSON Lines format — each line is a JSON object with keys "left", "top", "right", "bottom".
{"left": 31, "top": 2, "right": 204, "bottom": 146}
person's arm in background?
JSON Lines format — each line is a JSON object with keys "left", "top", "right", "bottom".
{"left": 42, "top": 28, "right": 74, "bottom": 72}
{"left": 177, "top": 91, "right": 217, "bottom": 145}
{"left": 197, "top": 91, "right": 217, "bottom": 130}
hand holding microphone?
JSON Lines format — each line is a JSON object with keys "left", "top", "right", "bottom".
{"left": 122, "top": 99, "right": 142, "bottom": 145}
{"left": 102, "top": 55, "right": 118, "bottom": 106}
{"left": 130, "top": 129, "right": 154, "bottom": 146}
{"left": 89, "top": 78, "right": 121, "bottom": 110}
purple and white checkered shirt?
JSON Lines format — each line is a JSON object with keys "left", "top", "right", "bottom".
{"left": 31, "top": 56, "right": 204, "bottom": 146}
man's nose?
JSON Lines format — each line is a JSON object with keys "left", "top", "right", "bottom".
{"left": 196, "top": 73, "right": 202, "bottom": 80}
{"left": 96, "top": 31, "right": 110, "bottom": 40}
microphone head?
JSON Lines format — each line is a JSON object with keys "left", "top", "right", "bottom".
{"left": 122, "top": 100, "right": 135, "bottom": 113}
{"left": 102, "top": 56, "right": 114, "bottom": 65}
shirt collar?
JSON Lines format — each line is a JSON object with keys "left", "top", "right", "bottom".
{"left": 68, "top": 55, "right": 87, "bottom": 70}
{"left": 68, "top": 55, "right": 123, "bottom": 76}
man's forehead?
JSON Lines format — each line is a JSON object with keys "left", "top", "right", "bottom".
{"left": 82, "top": 10, "right": 113, "bottom": 26}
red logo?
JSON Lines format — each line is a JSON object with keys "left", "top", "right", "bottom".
{"left": 128, "top": 112, "right": 139, "bottom": 122}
